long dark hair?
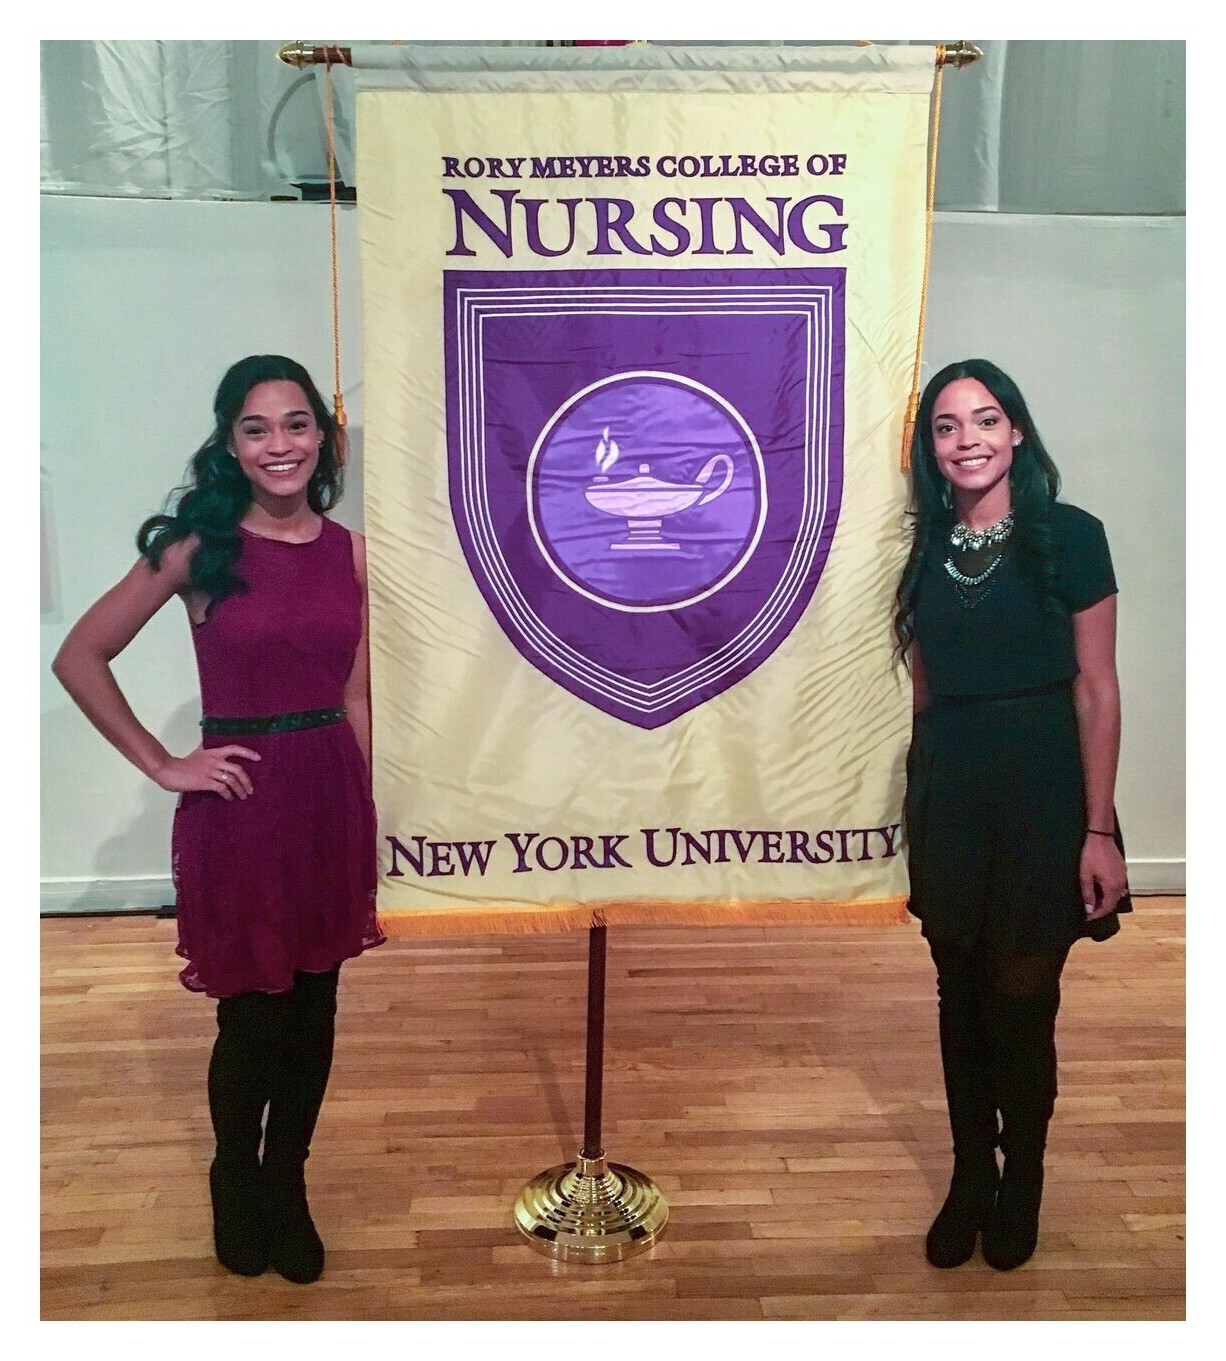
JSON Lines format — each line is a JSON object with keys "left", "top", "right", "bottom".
{"left": 893, "top": 358, "right": 1063, "bottom": 661}
{"left": 137, "top": 355, "right": 342, "bottom": 601}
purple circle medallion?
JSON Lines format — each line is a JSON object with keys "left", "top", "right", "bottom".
{"left": 528, "top": 371, "right": 766, "bottom": 612}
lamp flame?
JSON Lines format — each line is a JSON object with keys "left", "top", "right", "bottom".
{"left": 595, "top": 427, "right": 620, "bottom": 473}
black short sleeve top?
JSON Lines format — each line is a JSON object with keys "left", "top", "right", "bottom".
{"left": 913, "top": 502, "right": 1117, "bottom": 699}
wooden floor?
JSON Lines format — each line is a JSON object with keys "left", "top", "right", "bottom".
{"left": 41, "top": 900, "right": 1185, "bottom": 1322}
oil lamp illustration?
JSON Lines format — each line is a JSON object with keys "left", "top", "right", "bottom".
{"left": 583, "top": 427, "right": 735, "bottom": 552}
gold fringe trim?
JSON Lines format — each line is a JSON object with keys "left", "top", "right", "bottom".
{"left": 376, "top": 895, "right": 911, "bottom": 937}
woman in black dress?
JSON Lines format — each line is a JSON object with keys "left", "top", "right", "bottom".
{"left": 895, "top": 358, "right": 1129, "bottom": 1271}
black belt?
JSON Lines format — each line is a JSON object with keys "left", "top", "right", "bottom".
{"left": 932, "top": 680, "right": 1072, "bottom": 708}
{"left": 201, "top": 705, "right": 346, "bottom": 736}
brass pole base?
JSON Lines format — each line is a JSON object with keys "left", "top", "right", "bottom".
{"left": 514, "top": 1152, "right": 668, "bottom": 1263}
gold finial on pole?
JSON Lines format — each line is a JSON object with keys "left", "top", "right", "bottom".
{"left": 277, "top": 41, "right": 311, "bottom": 68}
{"left": 277, "top": 42, "right": 352, "bottom": 68}
{"left": 937, "top": 41, "right": 983, "bottom": 69}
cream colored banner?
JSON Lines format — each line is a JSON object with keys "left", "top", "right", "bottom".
{"left": 357, "top": 69, "right": 931, "bottom": 933}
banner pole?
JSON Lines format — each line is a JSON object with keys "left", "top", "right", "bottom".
{"left": 513, "top": 925, "right": 669, "bottom": 1262}
{"left": 277, "top": 41, "right": 983, "bottom": 69}
{"left": 581, "top": 924, "right": 607, "bottom": 1159}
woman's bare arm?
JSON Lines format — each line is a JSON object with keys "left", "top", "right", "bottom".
{"left": 1071, "top": 593, "right": 1127, "bottom": 916}
{"left": 52, "top": 539, "right": 259, "bottom": 799}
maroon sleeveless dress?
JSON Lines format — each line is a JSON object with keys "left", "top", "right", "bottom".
{"left": 172, "top": 517, "right": 385, "bottom": 998}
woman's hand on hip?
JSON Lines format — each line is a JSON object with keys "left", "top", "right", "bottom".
{"left": 154, "top": 745, "right": 260, "bottom": 800}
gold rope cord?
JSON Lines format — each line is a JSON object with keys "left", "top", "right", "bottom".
{"left": 901, "top": 51, "right": 946, "bottom": 471}
{"left": 322, "top": 50, "right": 347, "bottom": 465}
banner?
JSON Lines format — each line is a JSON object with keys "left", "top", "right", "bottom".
{"left": 356, "top": 47, "right": 934, "bottom": 933}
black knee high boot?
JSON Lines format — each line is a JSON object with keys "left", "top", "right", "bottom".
{"left": 207, "top": 990, "right": 291, "bottom": 1276}
{"left": 262, "top": 968, "right": 339, "bottom": 1284}
{"left": 925, "top": 944, "right": 1000, "bottom": 1268}
{"left": 981, "top": 987, "right": 1060, "bottom": 1271}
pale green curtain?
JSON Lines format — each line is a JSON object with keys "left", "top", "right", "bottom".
{"left": 40, "top": 39, "right": 1184, "bottom": 213}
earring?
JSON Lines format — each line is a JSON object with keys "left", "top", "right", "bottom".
{"left": 1012, "top": 435, "right": 1022, "bottom": 447}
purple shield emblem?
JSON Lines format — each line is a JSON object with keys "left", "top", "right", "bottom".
{"left": 444, "top": 268, "right": 844, "bottom": 728}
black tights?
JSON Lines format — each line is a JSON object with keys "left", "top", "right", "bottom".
{"left": 927, "top": 936, "right": 1069, "bottom": 1166}
{"left": 928, "top": 939, "right": 1069, "bottom": 1003}
{"left": 207, "top": 967, "right": 340, "bottom": 1171}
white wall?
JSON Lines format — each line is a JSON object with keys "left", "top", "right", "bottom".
{"left": 923, "top": 213, "right": 1185, "bottom": 883}
{"left": 39, "top": 197, "right": 1185, "bottom": 910}
{"left": 40, "top": 197, "right": 365, "bottom": 911}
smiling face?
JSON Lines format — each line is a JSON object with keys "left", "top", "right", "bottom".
{"left": 930, "top": 376, "right": 1020, "bottom": 520}
{"left": 229, "top": 380, "right": 321, "bottom": 505}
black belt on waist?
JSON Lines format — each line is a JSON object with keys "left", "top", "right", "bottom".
{"left": 201, "top": 705, "right": 346, "bottom": 736}
{"left": 931, "top": 679, "right": 1073, "bottom": 708}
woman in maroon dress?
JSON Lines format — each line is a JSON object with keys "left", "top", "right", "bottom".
{"left": 53, "top": 355, "right": 385, "bottom": 1284}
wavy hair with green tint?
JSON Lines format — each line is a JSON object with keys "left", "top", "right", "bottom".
{"left": 137, "top": 355, "right": 342, "bottom": 601}
{"left": 893, "top": 358, "right": 1063, "bottom": 662}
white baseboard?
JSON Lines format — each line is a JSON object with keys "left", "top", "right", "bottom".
{"left": 41, "top": 860, "right": 1186, "bottom": 917}
{"left": 41, "top": 876, "right": 175, "bottom": 915}
{"left": 1125, "top": 859, "right": 1185, "bottom": 896}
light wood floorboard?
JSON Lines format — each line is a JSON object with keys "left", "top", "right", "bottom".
{"left": 40, "top": 900, "right": 1185, "bottom": 1321}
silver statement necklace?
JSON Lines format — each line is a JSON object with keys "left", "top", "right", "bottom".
{"left": 944, "top": 552, "right": 1005, "bottom": 590}
{"left": 948, "top": 511, "right": 1014, "bottom": 553}
{"left": 943, "top": 511, "right": 1014, "bottom": 605}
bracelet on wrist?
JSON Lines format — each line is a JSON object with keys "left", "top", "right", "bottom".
{"left": 1086, "top": 828, "right": 1115, "bottom": 838}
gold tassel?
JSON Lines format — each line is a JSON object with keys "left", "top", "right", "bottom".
{"left": 901, "top": 390, "right": 919, "bottom": 471}
{"left": 333, "top": 391, "right": 348, "bottom": 467}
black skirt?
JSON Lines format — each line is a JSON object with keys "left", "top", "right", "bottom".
{"left": 904, "top": 683, "right": 1131, "bottom": 954}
